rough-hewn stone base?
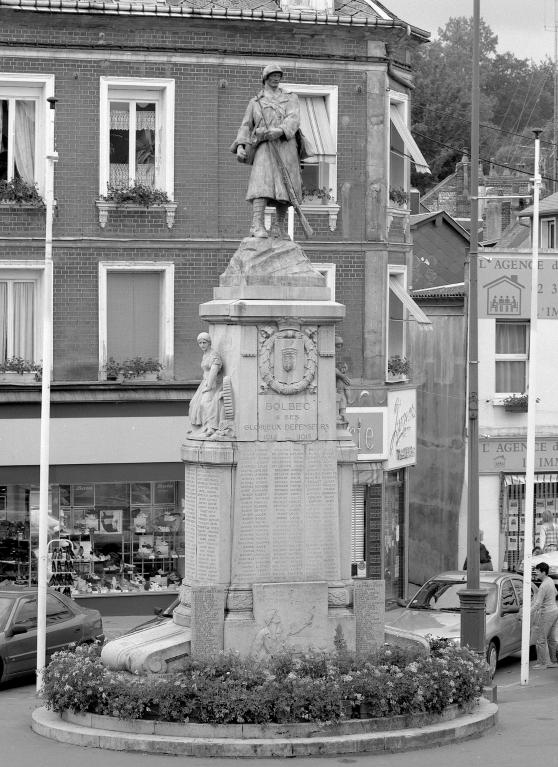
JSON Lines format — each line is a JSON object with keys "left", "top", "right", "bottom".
{"left": 32, "top": 700, "right": 497, "bottom": 757}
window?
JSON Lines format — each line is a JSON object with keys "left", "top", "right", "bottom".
{"left": 388, "top": 92, "right": 430, "bottom": 203}
{"left": 541, "top": 219, "right": 555, "bottom": 249}
{"left": 98, "top": 262, "right": 174, "bottom": 378}
{"left": 99, "top": 78, "right": 174, "bottom": 197}
{"left": 46, "top": 594, "right": 72, "bottom": 624}
{"left": 386, "top": 268, "right": 431, "bottom": 374}
{"left": 495, "top": 320, "right": 529, "bottom": 393}
{"left": 0, "top": 263, "right": 44, "bottom": 364}
{"left": 500, "top": 579, "right": 518, "bottom": 610}
{"left": 283, "top": 83, "right": 337, "bottom": 201}
{"left": 0, "top": 74, "right": 54, "bottom": 195}
{"left": 14, "top": 598, "right": 37, "bottom": 630}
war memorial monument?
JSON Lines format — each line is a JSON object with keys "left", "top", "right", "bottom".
{"left": 101, "top": 63, "right": 384, "bottom": 674}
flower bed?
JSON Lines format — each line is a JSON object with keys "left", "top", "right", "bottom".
{"left": 42, "top": 640, "right": 485, "bottom": 725}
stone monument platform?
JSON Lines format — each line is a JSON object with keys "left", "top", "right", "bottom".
{"left": 102, "top": 233, "right": 384, "bottom": 672}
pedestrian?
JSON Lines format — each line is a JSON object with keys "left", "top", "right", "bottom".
{"left": 463, "top": 530, "right": 493, "bottom": 571}
{"left": 231, "top": 63, "right": 304, "bottom": 239}
{"left": 538, "top": 510, "right": 558, "bottom": 553}
{"left": 530, "top": 561, "right": 558, "bottom": 669}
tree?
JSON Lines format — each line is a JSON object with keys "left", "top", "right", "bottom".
{"left": 410, "top": 16, "right": 552, "bottom": 191}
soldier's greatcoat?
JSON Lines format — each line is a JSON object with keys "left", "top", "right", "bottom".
{"left": 231, "top": 86, "right": 303, "bottom": 203}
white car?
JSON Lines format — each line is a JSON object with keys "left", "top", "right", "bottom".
{"left": 386, "top": 570, "right": 537, "bottom": 678}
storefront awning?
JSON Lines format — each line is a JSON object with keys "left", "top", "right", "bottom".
{"left": 299, "top": 96, "right": 336, "bottom": 164}
{"left": 503, "top": 473, "right": 558, "bottom": 485}
{"left": 390, "top": 105, "right": 431, "bottom": 175}
{"left": 389, "top": 276, "right": 433, "bottom": 330}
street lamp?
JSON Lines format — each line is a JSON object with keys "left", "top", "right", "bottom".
{"left": 459, "top": 0, "right": 487, "bottom": 657}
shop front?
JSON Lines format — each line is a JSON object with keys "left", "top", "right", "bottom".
{"left": 479, "top": 436, "right": 558, "bottom": 571}
{"left": 0, "top": 396, "right": 188, "bottom": 612}
{"left": 347, "top": 387, "right": 416, "bottom": 604}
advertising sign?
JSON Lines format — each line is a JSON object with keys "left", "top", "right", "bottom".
{"left": 346, "top": 407, "right": 387, "bottom": 460}
{"left": 479, "top": 436, "right": 558, "bottom": 473}
{"left": 386, "top": 389, "right": 417, "bottom": 469}
{"left": 478, "top": 252, "right": 558, "bottom": 319}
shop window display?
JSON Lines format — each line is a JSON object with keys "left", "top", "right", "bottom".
{"left": 0, "top": 481, "right": 185, "bottom": 595}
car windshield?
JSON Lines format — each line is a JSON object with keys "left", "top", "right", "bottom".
{"left": 409, "top": 580, "right": 498, "bottom": 614}
{"left": 0, "top": 597, "right": 15, "bottom": 631}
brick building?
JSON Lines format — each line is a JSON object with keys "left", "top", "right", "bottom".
{"left": 0, "top": 0, "right": 431, "bottom": 607}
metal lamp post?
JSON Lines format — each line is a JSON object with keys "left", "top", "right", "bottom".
{"left": 459, "top": 0, "right": 487, "bottom": 656}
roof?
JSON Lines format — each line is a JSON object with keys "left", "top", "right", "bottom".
{"left": 520, "top": 191, "right": 558, "bottom": 218}
{"left": 412, "top": 283, "right": 465, "bottom": 300}
{"left": 0, "top": 0, "right": 431, "bottom": 33}
{"left": 410, "top": 209, "right": 470, "bottom": 240}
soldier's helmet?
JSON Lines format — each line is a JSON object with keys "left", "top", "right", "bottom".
{"left": 261, "top": 63, "right": 284, "bottom": 82}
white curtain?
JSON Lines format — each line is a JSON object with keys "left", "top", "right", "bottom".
{"left": 0, "top": 283, "right": 7, "bottom": 361}
{"left": 13, "top": 101, "right": 35, "bottom": 184}
{"left": 496, "top": 322, "right": 527, "bottom": 392}
{"left": 12, "top": 282, "right": 34, "bottom": 359}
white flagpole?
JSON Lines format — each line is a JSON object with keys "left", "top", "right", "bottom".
{"left": 520, "top": 129, "right": 542, "bottom": 686}
{"left": 36, "top": 96, "right": 58, "bottom": 693}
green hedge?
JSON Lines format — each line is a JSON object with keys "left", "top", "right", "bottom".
{"left": 42, "top": 640, "right": 485, "bottom": 724}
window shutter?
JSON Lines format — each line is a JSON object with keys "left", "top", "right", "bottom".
{"left": 107, "top": 272, "right": 160, "bottom": 360}
{"left": 351, "top": 485, "right": 366, "bottom": 562}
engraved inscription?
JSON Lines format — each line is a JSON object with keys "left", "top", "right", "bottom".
{"left": 190, "top": 585, "right": 225, "bottom": 660}
{"left": 232, "top": 442, "right": 340, "bottom": 583}
{"left": 354, "top": 580, "right": 385, "bottom": 657}
{"left": 183, "top": 465, "right": 223, "bottom": 582}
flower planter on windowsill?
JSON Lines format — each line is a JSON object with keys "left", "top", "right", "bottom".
{"left": 0, "top": 201, "right": 46, "bottom": 210}
{"left": 386, "top": 373, "right": 408, "bottom": 383}
{"left": 95, "top": 200, "right": 177, "bottom": 229}
{"left": 504, "top": 402, "right": 528, "bottom": 413}
{"left": 0, "top": 371, "right": 38, "bottom": 384}
{"left": 300, "top": 201, "right": 340, "bottom": 231}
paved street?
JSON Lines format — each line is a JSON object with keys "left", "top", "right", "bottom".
{"left": 2, "top": 617, "right": 558, "bottom": 767}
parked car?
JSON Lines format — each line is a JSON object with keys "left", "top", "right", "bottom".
{"left": 516, "top": 551, "right": 558, "bottom": 586}
{"left": 0, "top": 587, "right": 104, "bottom": 683}
{"left": 385, "top": 571, "right": 538, "bottom": 678}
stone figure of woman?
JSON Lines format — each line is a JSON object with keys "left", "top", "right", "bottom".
{"left": 188, "top": 332, "right": 223, "bottom": 438}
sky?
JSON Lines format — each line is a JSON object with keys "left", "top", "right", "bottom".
{"left": 384, "top": 0, "right": 556, "bottom": 63}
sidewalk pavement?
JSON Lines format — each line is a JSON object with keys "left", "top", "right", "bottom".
{"left": 102, "top": 613, "right": 152, "bottom": 642}
{"left": 2, "top": 620, "right": 558, "bottom": 767}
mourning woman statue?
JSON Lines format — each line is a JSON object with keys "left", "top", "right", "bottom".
{"left": 188, "top": 332, "right": 223, "bottom": 438}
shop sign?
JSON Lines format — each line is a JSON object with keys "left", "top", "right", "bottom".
{"left": 480, "top": 436, "right": 558, "bottom": 473}
{"left": 478, "top": 252, "right": 558, "bottom": 319}
{"left": 386, "top": 389, "right": 417, "bottom": 469}
{"left": 346, "top": 407, "right": 387, "bottom": 460}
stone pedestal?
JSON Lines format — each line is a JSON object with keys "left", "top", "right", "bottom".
{"left": 102, "top": 236, "right": 382, "bottom": 670}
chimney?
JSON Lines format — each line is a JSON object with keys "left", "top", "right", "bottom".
{"left": 409, "top": 188, "right": 420, "bottom": 214}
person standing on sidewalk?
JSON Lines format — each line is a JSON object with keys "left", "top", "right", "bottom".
{"left": 531, "top": 561, "right": 558, "bottom": 669}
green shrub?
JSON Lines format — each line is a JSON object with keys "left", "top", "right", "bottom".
{"left": 0, "top": 178, "right": 44, "bottom": 206}
{"left": 41, "top": 642, "right": 485, "bottom": 724}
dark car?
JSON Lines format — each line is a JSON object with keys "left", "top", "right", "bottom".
{"left": 0, "top": 587, "right": 104, "bottom": 683}
{"left": 385, "top": 571, "right": 537, "bottom": 678}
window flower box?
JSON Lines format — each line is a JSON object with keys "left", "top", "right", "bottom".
{"left": 387, "top": 355, "right": 410, "bottom": 382}
{"left": 0, "top": 357, "right": 41, "bottom": 383}
{"left": 503, "top": 394, "right": 529, "bottom": 412}
{"left": 96, "top": 184, "right": 176, "bottom": 229}
{"left": 96, "top": 200, "right": 177, "bottom": 229}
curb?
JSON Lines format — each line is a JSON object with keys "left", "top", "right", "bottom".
{"left": 31, "top": 700, "right": 498, "bottom": 757}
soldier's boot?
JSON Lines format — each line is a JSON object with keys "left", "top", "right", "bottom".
{"left": 250, "top": 197, "right": 268, "bottom": 238}
{"left": 274, "top": 202, "right": 290, "bottom": 239}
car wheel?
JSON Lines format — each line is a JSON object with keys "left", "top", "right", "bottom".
{"left": 487, "top": 640, "right": 498, "bottom": 679}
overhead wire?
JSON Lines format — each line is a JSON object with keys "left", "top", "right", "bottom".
{"left": 398, "top": 131, "right": 558, "bottom": 184}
